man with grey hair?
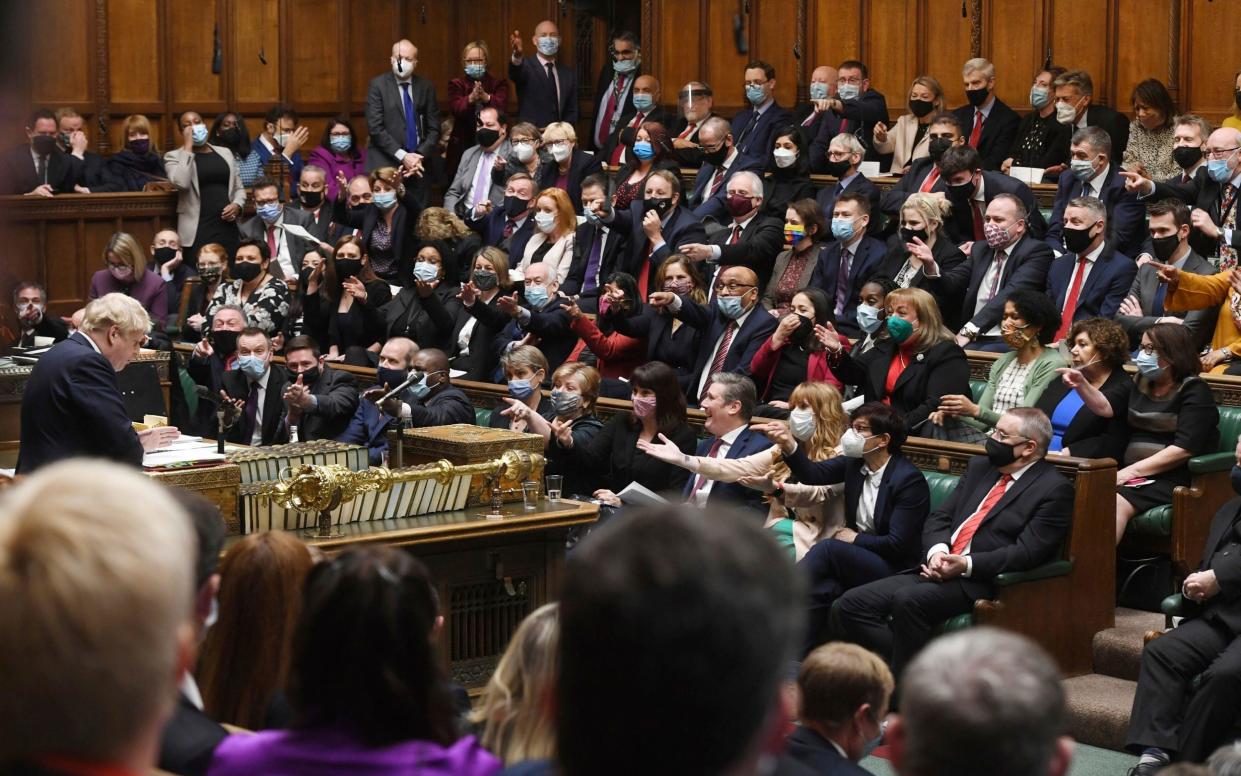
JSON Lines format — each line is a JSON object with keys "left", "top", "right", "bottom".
{"left": 1046, "top": 195, "right": 1138, "bottom": 341}
{"left": 1045, "top": 126, "right": 1148, "bottom": 258}
{"left": 687, "top": 115, "right": 765, "bottom": 221}
{"left": 1053, "top": 69, "right": 1130, "bottom": 159}
{"left": 888, "top": 627, "right": 1074, "bottom": 776}
{"left": 952, "top": 57, "right": 1020, "bottom": 172}
{"left": 815, "top": 132, "right": 881, "bottom": 229}
{"left": 834, "top": 407, "right": 1073, "bottom": 678}
{"left": 683, "top": 372, "right": 770, "bottom": 518}
{"left": 289, "top": 163, "right": 332, "bottom": 241}
{"left": 678, "top": 169, "right": 783, "bottom": 289}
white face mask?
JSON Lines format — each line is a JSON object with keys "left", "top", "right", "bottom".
{"left": 1055, "top": 100, "right": 1078, "bottom": 125}
{"left": 549, "top": 142, "right": 572, "bottom": 163}
{"left": 788, "top": 408, "right": 816, "bottom": 441}
{"left": 840, "top": 428, "right": 877, "bottom": 458}
{"left": 512, "top": 142, "right": 535, "bottom": 163}
{"left": 392, "top": 57, "right": 414, "bottom": 78}
{"left": 773, "top": 147, "right": 797, "bottom": 169}
{"left": 534, "top": 211, "right": 557, "bottom": 233}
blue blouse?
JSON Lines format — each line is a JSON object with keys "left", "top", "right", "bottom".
{"left": 1049, "top": 390, "right": 1086, "bottom": 452}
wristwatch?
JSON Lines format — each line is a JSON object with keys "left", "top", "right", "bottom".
{"left": 771, "top": 482, "right": 786, "bottom": 501}
{"left": 958, "top": 327, "right": 978, "bottom": 342}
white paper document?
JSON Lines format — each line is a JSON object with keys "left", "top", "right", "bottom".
{"left": 280, "top": 223, "right": 320, "bottom": 243}
{"left": 1008, "top": 166, "right": 1044, "bottom": 186}
{"left": 617, "top": 481, "right": 670, "bottom": 507}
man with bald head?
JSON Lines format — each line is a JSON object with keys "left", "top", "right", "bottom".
{"left": 368, "top": 342, "right": 474, "bottom": 428}
{"left": 1123, "top": 126, "right": 1241, "bottom": 269}
{"left": 795, "top": 65, "right": 842, "bottom": 144}
{"left": 687, "top": 116, "right": 766, "bottom": 221}
{"left": 509, "top": 20, "right": 579, "bottom": 128}
{"left": 602, "top": 74, "right": 672, "bottom": 166}
{"left": 649, "top": 264, "right": 777, "bottom": 402}
{"left": 365, "top": 38, "right": 441, "bottom": 195}
{"left": 678, "top": 170, "right": 783, "bottom": 290}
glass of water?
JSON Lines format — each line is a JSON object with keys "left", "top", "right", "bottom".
{"left": 522, "top": 481, "right": 540, "bottom": 511}
{"left": 545, "top": 474, "right": 563, "bottom": 503}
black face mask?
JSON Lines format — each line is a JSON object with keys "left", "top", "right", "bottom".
{"left": 335, "top": 259, "right": 362, "bottom": 278}
{"left": 232, "top": 262, "right": 262, "bottom": 282}
{"left": 300, "top": 190, "right": 324, "bottom": 208}
{"left": 1151, "top": 233, "right": 1181, "bottom": 262}
{"left": 792, "top": 314, "right": 814, "bottom": 344}
{"left": 908, "top": 98, "right": 935, "bottom": 118}
{"left": 210, "top": 329, "right": 239, "bottom": 357}
{"left": 476, "top": 127, "right": 501, "bottom": 148}
{"left": 984, "top": 437, "right": 1021, "bottom": 468}
{"left": 1172, "top": 145, "right": 1203, "bottom": 171}
{"left": 900, "top": 227, "right": 928, "bottom": 244}
{"left": 31, "top": 135, "right": 57, "bottom": 156}
{"left": 643, "top": 197, "right": 674, "bottom": 217}
{"left": 702, "top": 144, "right": 729, "bottom": 167}
{"left": 965, "top": 87, "right": 990, "bottom": 107}
{"left": 153, "top": 246, "right": 177, "bottom": 265}
{"left": 822, "top": 159, "right": 852, "bottom": 177}
{"left": 216, "top": 126, "right": 242, "bottom": 148}
{"left": 376, "top": 366, "right": 408, "bottom": 391}
{"left": 504, "top": 195, "right": 530, "bottom": 218}
{"left": 945, "top": 180, "right": 974, "bottom": 200}
{"left": 198, "top": 266, "right": 222, "bottom": 282}
{"left": 128, "top": 138, "right": 151, "bottom": 155}
{"left": 291, "top": 365, "right": 320, "bottom": 386}
{"left": 473, "top": 270, "right": 499, "bottom": 290}
{"left": 1062, "top": 224, "right": 1097, "bottom": 255}
{"left": 928, "top": 137, "right": 953, "bottom": 162}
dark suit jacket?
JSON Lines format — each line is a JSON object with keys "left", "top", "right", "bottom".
{"left": 705, "top": 214, "right": 785, "bottom": 290}
{"left": 808, "top": 235, "right": 887, "bottom": 337}
{"left": 535, "top": 148, "right": 604, "bottom": 209}
{"left": 452, "top": 292, "right": 508, "bottom": 381}
{"left": 379, "top": 284, "right": 458, "bottom": 351}
{"left": 1045, "top": 166, "right": 1149, "bottom": 258}
{"left": 562, "top": 221, "right": 630, "bottom": 298}
{"left": 16, "top": 332, "right": 145, "bottom": 473}
{"left": 676, "top": 297, "right": 778, "bottom": 400}
{"left": 333, "top": 185, "right": 424, "bottom": 286}
{"left": 928, "top": 233, "right": 1055, "bottom": 334}
{"left": 797, "top": 107, "right": 842, "bottom": 171}
{"left": 1034, "top": 368, "right": 1132, "bottom": 460}
{"left": 1046, "top": 243, "right": 1137, "bottom": 323}
{"left": 688, "top": 151, "right": 766, "bottom": 221}
{"left": 879, "top": 234, "right": 968, "bottom": 326}
{"left": 814, "top": 173, "right": 882, "bottom": 235}
{"left": 835, "top": 339, "right": 972, "bottom": 429}
{"left": 1151, "top": 166, "right": 1241, "bottom": 261}
{"left": 72, "top": 150, "right": 123, "bottom": 192}
{"left": 15, "top": 313, "right": 70, "bottom": 348}
{"left": 784, "top": 726, "right": 872, "bottom": 776}
{"left": 468, "top": 208, "right": 535, "bottom": 261}
{"left": 1084, "top": 104, "right": 1131, "bottom": 160}
{"left": 364, "top": 72, "right": 441, "bottom": 170}
{"left": 494, "top": 294, "right": 578, "bottom": 373}
{"left": 408, "top": 384, "right": 476, "bottom": 427}
{"left": 669, "top": 112, "right": 722, "bottom": 167}
{"left": 953, "top": 98, "right": 1022, "bottom": 171}
{"left": 944, "top": 171, "right": 1048, "bottom": 244}
{"left": 286, "top": 201, "right": 334, "bottom": 242}
{"left": 879, "top": 157, "right": 947, "bottom": 214}
{"left": 784, "top": 450, "right": 930, "bottom": 569}
{"left": 684, "top": 426, "right": 772, "bottom": 515}
{"left": 810, "top": 89, "right": 890, "bottom": 165}
{"left": 730, "top": 101, "right": 795, "bottom": 160}
{"left": 158, "top": 693, "right": 228, "bottom": 776}
{"left": 611, "top": 304, "right": 704, "bottom": 383}
{"left": 609, "top": 202, "right": 707, "bottom": 290}
{"left": 294, "top": 366, "right": 360, "bottom": 442}
{"left": 922, "top": 455, "right": 1074, "bottom": 597}
{"left": 509, "top": 56, "right": 579, "bottom": 127}
{"left": 1117, "top": 250, "right": 1217, "bottom": 348}
{"left": 0, "top": 144, "right": 79, "bottom": 194}
{"left": 238, "top": 207, "right": 318, "bottom": 279}
{"left": 1189, "top": 496, "right": 1241, "bottom": 634}
{"left": 220, "top": 366, "right": 290, "bottom": 446}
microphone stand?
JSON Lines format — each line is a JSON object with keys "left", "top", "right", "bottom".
{"left": 370, "top": 372, "right": 423, "bottom": 469}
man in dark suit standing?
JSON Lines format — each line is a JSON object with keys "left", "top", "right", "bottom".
{"left": 1117, "top": 200, "right": 1217, "bottom": 350}
{"left": 951, "top": 58, "right": 1021, "bottom": 172}
{"left": 17, "top": 293, "right": 178, "bottom": 474}
{"left": 677, "top": 170, "right": 783, "bottom": 290}
{"left": 730, "top": 60, "right": 794, "bottom": 160}
{"left": 280, "top": 335, "right": 360, "bottom": 443}
{"left": 508, "top": 21, "right": 579, "bottom": 128}
{"left": 0, "top": 107, "right": 79, "bottom": 195}
{"left": 687, "top": 116, "right": 766, "bottom": 221}
{"left": 683, "top": 372, "right": 771, "bottom": 516}
{"left": 1045, "top": 126, "right": 1148, "bottom": 258}
{"left": 1053, "top": 69, "right": 1130, "bottom": 160}
{"left": 922, "top": 193, "right": 1054, "bottom": 349}
{"left": 216, "top": 327, "right": 288, "bottom": 447}
{"left": 810, "top": 60, "right": 889, "bottom": 167}
{"left": 816, "top": 134, "right": 881, "bottom": 231}
{"left": 1046, "top": 197, "right": 1137, "bottom": 342}
{"left": 591, "top": 31, "right": 640, "bottom": 151}
{"left": 810, "top": 193, "right": 886, "bottom": 338}
{"left": 365, "top": 39, "right": 440, "bottom": 203}
{"left": 1126, "top": 436, "right": 1241, "bottom": 772}
{"left": 833, "top": 408, "right": 1074, "bottom": 679}
{"left": 938, "top": 145, "right": 1047, "bottom": 247}
{"left": 562, "top": 174, "right": 628, "bottom": 310}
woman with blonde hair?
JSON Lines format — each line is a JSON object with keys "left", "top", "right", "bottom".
{"left": 446, "top": 39, "right": 510, "bottom": 172}
{"left": 472, "top": 603, "right": 559, "bottom": 765}
{"left": 517, "top": 187, "right": 577, "bottom": 282}
{"left": 89, "top": 231, "right": 168, "bottom": 326}
{"left": 106, "top": 114, "right": 168, "bottom": 191}
{"left": 878, "top": 191, "right": 965, "bottom": 324}
{"left": 535, "top": 121, "right": 604, "bottom": 212}
{"left": 873, "top": 75, "right": 947, "bottom": 173}
{"left": 515, "top": 361, "right": 604, "bottom": 497}
{"left": 638, "top": 380, "right": 848, "bottom": 559}
{"left": 453, "top": 246, "right": 514, "bottom": 380}
{"left": 416, "top": 206, "right": 482, "bottom": 284}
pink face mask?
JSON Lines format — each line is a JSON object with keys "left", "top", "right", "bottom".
{"left": 983, "top": 221, "right": 1012, "bottom": 249}
{"left": 631, "top": 394, "right": 658, "bottom": 418}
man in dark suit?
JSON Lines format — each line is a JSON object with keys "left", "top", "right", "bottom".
{"left": 1045, "top": 126, "right": 1148, "bottom": 257}
{"left": 1053, "top": 69, "right": 1130, "bottom": 160}
{"left": 922, "top": 193, "right": 1055, "bottom": 350}
{"left": 678, "top": 170, "right": 783, "bottom": 290}
{"left": 810, "top": 60, "right": 890, "bottom": 167}
{"left": 56, "top": 107, "right": 120, "bottom": 192}
{"left": 601, "top": 169, "right": 707, "bottom": 294}
{"left": 669, "top": 80, "right": 719, "bottom": 167}
{"left": 730, "top": 60, "right": 794, "bottom": 160}
{"left": 688, "top": 116, "right": 766, "bottom": 221}
{"left": 786, "top": 642, "right": 894, "bottom": 776}
{"left": 600, "top": 74, "right": 674, "bottom": 166}
{"left": 1122, "top": 127, "right": 1241, "bottom": 269}
{"left": 684, "top": 373, "right": 771, "bottom": 516}
{"left": 938, "top": 144, "right": 1048, "bottom": 247}
{"left": 376, "top": 345, "right": 474, "bottom": 428}
{"left": 239, "top": 176, "right": 317, "bottom": 280}
{"left": 280, "top": 335, "right": 360, "bottom": 442}
{"left": 286, "top": 164, "right": 334, "bottom": 242}
{"left": 879, "top": 112, "right": 965, "bottom": 215}
{"left": 833, "top": 408, "right": 1074, "bottom": 679}
{"left": 563, "top": 174, "right": 629, "bottom": 310}
{"left": 590, "top": 31, "right": 640, "bottom": 151}
{"left": 794, "top": 66, "right": 840, "bottom": 150}
{"left": 951, "top": 58, "right": 1021, "bottom": 172}
{"left": 489, "top": 262, "right": 579, "bottom": 374}
{"left": 11, "top": 281, "right": 68, "bottom": 350}
{"left": 0, "top": 107, "right": 79, "bottom": 195}
{"left": 443, "top": 106, "right": 510, "bottom": 219}
{"left": 508, "top": 21, "right": 578, "bottom": 128}
{"left": 649, "top": 265, "right": 777, "bottom": 402}
{"left": 1118, "top": 200, "right": 1217, "bottom": 349}
{"left": 809, "top": 193, "right": 886, "bottom": 338}
{"left": 187, "top": 306, "right": 247, "bottom": 438}
{"left": 1126, "top": 437, "right": 1241, "bottom": 772}
{"left": 1046, "top": 197, "right": 1137, "bottom": 341}
{"left": 815, "top": 133, "right": 881, "bottom": 232}
{"left": 215, "top": 327, "right": 288, "bottom": 447}
{"left": 17, "top": 293, "right": 177, "bottom": 474}
{"left": 365, "top": 39, "right": 441, "bottom": 194}
{"left": 467, "top": 170, "right": 537, "bottom": 259}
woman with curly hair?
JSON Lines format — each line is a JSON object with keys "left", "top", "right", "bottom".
{"left": 415, "top": 206, "right": 482, "bottom": 285}
{"left": 1036, "top": 317, "right": 1132, "bottom": 457}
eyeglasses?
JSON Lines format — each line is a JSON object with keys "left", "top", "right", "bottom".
{"left": 1137, "top": 345, "right": 1161, "bottom": 357}
{"left": 712, "top": 282, "right": 756, "bottom": 294}
{"left": 991, "top": 429, "right": 1028, "bottom": 444}
{"left": 1204, "top": 147, "right": 1239, "bottom": 160}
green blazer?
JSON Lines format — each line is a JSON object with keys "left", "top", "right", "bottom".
{"left": 966, "top": 348, "right": 1067, "bottom": 430}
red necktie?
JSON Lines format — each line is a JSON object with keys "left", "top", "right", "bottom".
{"left": 951, "top": 474, "right": 1012, "bottom": 554}
{"left": 677, "top": 122, "right": 696, "bottom": 140}
{"left": 729, "top": 224, "right": 743, "bottom": 244}
{"left": 1054, "top": 255, "right": 1089, "bottom": 341}
{"left": 503, "top": 219, "right": 517, "bottom": 238}
{"left": 969, "top": 109, "right": 983, "bottom": 148}
{"left": 920, "top": 167, "right": 941, "bottom": 192}
{"left": 597, "top": 75, "right": 626, "bottom": 147}
{"left": 266, "top": 225, "right": 278, "bottom": 261}
{"left": 985, "top": 250, "right": 1008, "bottom": 302}
{"left": 972, "top": 201, "right": 986, "bottom": 242}
{"left": 703, "top": 323, "right": 737, "bottom": 400}
{"left": 709, "top": 166, "right": 727, "bottom": 197}
{"left": 690, "top": 437, "right": 724, "bottom": 496}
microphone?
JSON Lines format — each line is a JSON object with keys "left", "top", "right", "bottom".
{"left": 373, "top": 370, "right": 426, "bottom": 404}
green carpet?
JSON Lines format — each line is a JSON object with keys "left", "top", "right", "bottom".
{"left": 860, "top": 742, "right": 1136, "bottom": 776}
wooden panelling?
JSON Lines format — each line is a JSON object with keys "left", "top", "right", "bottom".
{"left": 108, "top": 0, "right": 160, "bottom": 106}
{"left": 407, "top": 1, "right": 456, "bottom": 105}
{"left": 752, "top": 0, "right": 801, "bottom": 106}
{"left": 924, "top": 0, "right": 974, "bottom": 108}
{"left": 288, "top": 0, "right": 341, "bottom": 108}
{"left": 230, "top": 0, "right": 281, "bottom": 107}
{"left": 809, "top": 0, "right": 861, "bottom": 75}
{"left": 984, "top": 0, "right": 1045, "bottom": 111}
{"left": 1184, "top": 0, "right": 1241, "bottom": 125}
{"left": 650, "top": 0, "right": 701, "bottom": 104}
{"left": 864, "top": 0, "right": 918, "bottom": 110}
{"left": 704, "top": 0, "right": 750, "bottom": 115}
{"left": 29, "top": 0, "right": 91, "bottom": 105}
{"left": 1113, "top": 0, "right": 1172, "bottom": 116}
{"left": 348, "top": 0, "right": 401, "bottom": 113}
{"left": 1049, "top": 0, "right": 1110, "bottom": 103}
{"left": 167, "top": 0, "right": 223, "bottom": 112}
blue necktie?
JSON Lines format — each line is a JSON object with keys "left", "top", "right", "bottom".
{"left": 401, "top": 83, "right": 419, "bottom": 152}
{"left": 1152, "top": 283, "right": 1167, "bottom": 316}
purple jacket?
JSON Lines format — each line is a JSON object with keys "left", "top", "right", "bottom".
{"left": 207, "top": 728, "right": 502, "bottom": 776}
{"left": 88, "top": 267, "right": 168, "bottom": 325}
{"left": 307, "top": 145, "right": 368, "bottom": 201}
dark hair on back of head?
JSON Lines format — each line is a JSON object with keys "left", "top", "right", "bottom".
{"left": 1006, "top": 288, "right": 1062, "bottom": 345}
{"left": 169, "top": 488, "right": 227, "bottom": 589}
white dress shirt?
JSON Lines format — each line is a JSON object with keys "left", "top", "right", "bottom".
{"left": 856, "top": 457, "right": 891, "bottom": 534}
{"left": 694, "top": 305, "right": 753, "bottom": 400}
{"left": 926, "top": 458, "right": 1038, "bottom": 576}
{"left": 692, "top": 424, "right": 746, "bottom": 506}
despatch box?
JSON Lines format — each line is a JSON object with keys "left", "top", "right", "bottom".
{"left": 401, "top": 424, "right": 545, "bottom": 504}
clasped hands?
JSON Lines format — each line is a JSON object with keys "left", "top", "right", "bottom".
{"left": 921, "top": 551, "right": 968, "bottom": 581}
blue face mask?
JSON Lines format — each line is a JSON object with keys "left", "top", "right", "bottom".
{"left": 256, "top": 203, "right": 281, "bottom": 223}
{"left": 536, "top": 36, "right": 560, "bottom": 57}
{"left": 413, "top": 261, "right": 439, "bottom": 282}
{"left": 508, "top": 378, "right": 536, "bottom": 399}
{"left": 329, "top": 135, "right": 352, "bottom": 153}
{"left": 632, "top": 93, "right": 655, "bottom": 112}
{"left": 237, "top": 354, "right": 267, "bottom": 380}
{"left": 1029, "top": 86, "right": 1051, "bottom": 109}
{"left": 191, "top": 124, "right": 209, "bottom": 146}
{"left": 745, "top": 84, "right": 767, "bottom": 106}
{"left": 406, "top": 375, "right": 431, "bottom": 400}
{"left": 613, "top": 58, "right": 638, "bottom": 75}
{"left": 831, "top": 217, "right": 856, "bottom": 241}
{"left": 525, "top": 285, "right": 549, "bottom": 308}
{"left": 838, "top": 83, "right": 860, "bottom": 101}
{"left": 1135, "top": 350, "right": 1164, "bottom": 379}
{"left": 1070, "top": 158, "right": 1097, "bottom": 181}
{"left": 632, "top": 140, "right": 655, "bottom": 160}
{"left": 717, "top": 294, "right": 746, "bottom": 320}
{"left": 373, "top": 190, "right": 397, "bottom": 210}
{"left": 860, "top": 716, "right": 884, "bottom": 760}
{"left": 809, "top": 82, "right": 830, "bottom": 101}
{"left": 1208, "top": 155, "right": 1236, "bottom": 183}
{"left": 856, "top": 303, "right": 882, "bottom": 334}
{"left": 464, "top": 63, "right": 486, "bottom": 80}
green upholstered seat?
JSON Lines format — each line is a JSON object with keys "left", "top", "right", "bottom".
{"left": 474, "top": 406, "right": 492, "bottom": 426}
{"left": 924, "top": 471, "right": 960, "bottom": 512}
{"left": 970, "top": 379, "right": 987, "bottom": 402}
